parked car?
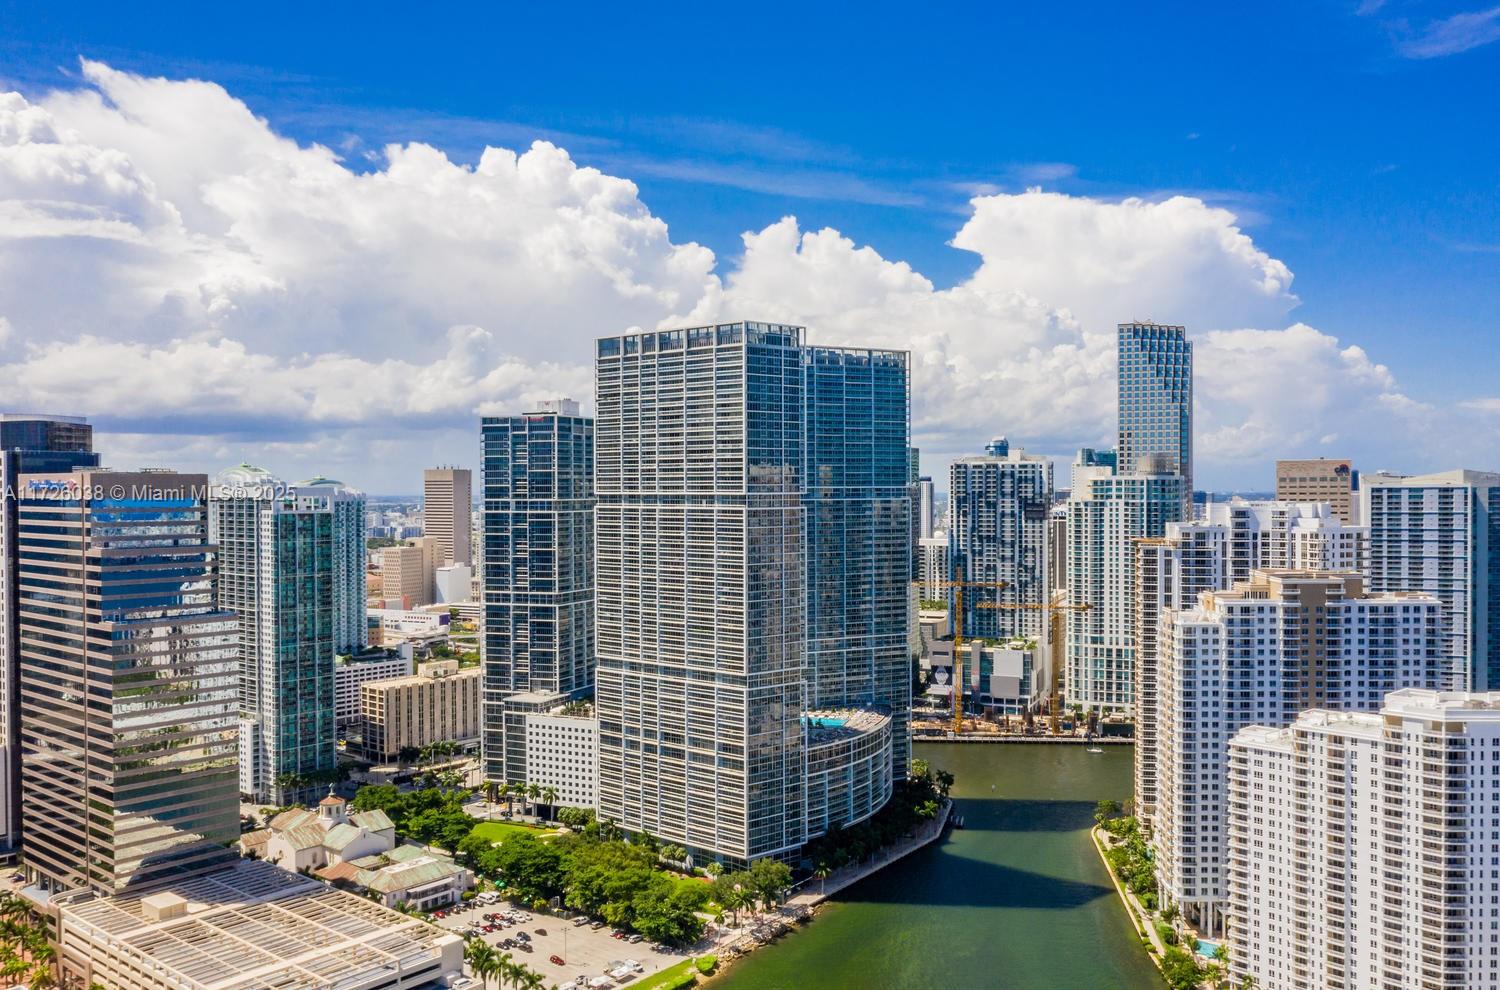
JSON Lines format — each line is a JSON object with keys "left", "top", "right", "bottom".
{"left": 550, "top": 955, "right": 566, "bottom": 966}
{"left": 572, "top": 917, "right": 589, "bottom": 927}
{"left": 536, "top": 928, "right": 547, "bottom": 936}
{"left": 590, "top": 921, "right": 605, "bottom": 930}
{"left": 626, "top": 934, "right": 643, "bottom": 944}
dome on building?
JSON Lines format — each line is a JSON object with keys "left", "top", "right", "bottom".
{"left": 215, "top": 463, "right": 283, "bottom": 488}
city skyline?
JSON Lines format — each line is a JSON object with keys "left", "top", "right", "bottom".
{"left": 0, "top": 7, "right": 1497, "bottom": 492}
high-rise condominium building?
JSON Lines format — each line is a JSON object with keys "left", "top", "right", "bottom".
{"left": 1066, "top": 469, "right": 1184, "bottom": 711}
{"left": 948, "top": 439, "right": 1053, "bottom": 641}
{"left": 423, "top": 467, "right": 473, "bottom": 572}
{"left": 918, "top": 476, "right": 935, "bottom": 539}
{"left": 1275, "top": 457, "right": 1356, "bottom": 523}
{"left": 917, "top": 533, "right": 949, "bottom": 602}
{"left": 595, "top": 322, "right": 908, "bottom": 864}
{"left": 210, "top": 466, "right": 366, "bottom": 804}
{"left": 1364, "top": 469, "right": 1500, "bottom": 691}
{"left": 804, "top": 345, "right": 912, "bottom": 776}
{"left": 17, "top": 470, "right": 239, "bottom": 894}
{"left": 1117, "top": 322, "right": 1192, "bottom": 506}
{"left": 1070, "top": 446, "right": 1117, "bottom": 495}
{"left": 1228, "top": 690, "right": 1500, "bottom": 990}
{"left": 1156, "top": 570, "right": 1440, "bottom": 934}
{"left": 1134, "top": 522, "right": 1228, "bottom": 829}
{"left": 480, "top": 399, "right": 594, "bottom": 787}
{"left": 1133, "top": 499, "right": 1369, "bottom": 827}
{"left": 0, "top": 414, "right": 99, "bottom": 861}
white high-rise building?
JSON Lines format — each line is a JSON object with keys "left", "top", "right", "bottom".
{"left": 918, "top": 533, "right": 950, "bottom": 602}
{"left": 1228, "top": 690, "right": 1500, "bottom": 990}
{"left": 1156, "top": 570, "right": 1441, "bottom": 934}
{"left": 1066, "top": 470, "right": 1184, "bottom": 711}
{"left": 1133, "top": 501, "right": 1367, "bottom": 827}
{"left": 918, "top": 476, "right": 936, "bottom": 539}
{"left": 1363, "top": 469, "right": 1500, "bottom": 691}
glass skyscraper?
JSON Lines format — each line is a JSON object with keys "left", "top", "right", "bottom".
{"left": 0, "top": 414, "right": 99, "bottom": 861}
{"left": 595, "top": 323, "right": 910, "bottom": 865}
{"left": 209, "top": 467, "right": 364, "bottom": 805}
{"left": 596, "top": 323, "right": 809, "bottom": 863}
{"left": 804, "top": 346, "right": 912, "bottom": 777}
{"left": 17, "top": 470, "right": 239, "bottom": 893}
{"left": 480, "top": 400, "right": 594, "bottom": 786}
{"left": 1117, "top": 322, "right": 1193, "bottom": 501}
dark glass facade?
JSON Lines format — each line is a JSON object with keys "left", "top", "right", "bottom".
{"left": 480, "top": 406, "right": 594, "bottom": 785}
{"left": 16, "top": 471, "right": 238, "bottom": 893}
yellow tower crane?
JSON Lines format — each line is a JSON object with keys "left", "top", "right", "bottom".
{"left": 916, "top": 571, "right": 1009, "bottom": 734}
{"left": 976, "top": 593, "right": 1091, "bottom": 734}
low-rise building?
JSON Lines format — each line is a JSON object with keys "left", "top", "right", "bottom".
{"left": 319, "top": 844, "right": 472, "bottom": 912}
{"left": 1227, "top": 690, "right": 1500, "bottom": 990}
{"left": 358, "top": 660, "right": 481, "bottom": 762}
{"left": 50, "top": 858, "right": 462, "bottom": 990}
{"left": 240, "top": 792, "right": 396, "bottom": 873}
{"left": 334, "top": 648, "right": 414, "bottom": 726}
{"left": 523, "top": 704, "right": 599, "bottom": 809}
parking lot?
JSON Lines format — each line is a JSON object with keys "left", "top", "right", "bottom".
{"left": 433, "top": 898, "right": 693, "bottom": 987}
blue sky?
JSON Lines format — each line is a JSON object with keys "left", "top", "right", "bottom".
{"left": 0, "top": 1, "right": 1496, "bottom": 490}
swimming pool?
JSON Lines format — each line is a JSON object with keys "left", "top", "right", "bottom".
{"left": 807, "top": 717, "right": 848, "bottom": 728}
{"left": 1196, "top": 939, "right": 1220, "bottom": 959}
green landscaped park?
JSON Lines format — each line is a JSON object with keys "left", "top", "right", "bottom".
{"left": 468, "top": 820, "right": 559, "bottom": 843}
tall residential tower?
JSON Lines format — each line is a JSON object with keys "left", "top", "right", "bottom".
{"left": 1363, "top": 469, "right": 1500, "bottom": 691}
{"left": 1117, "top": 322, "right": 1192, "bottom": 504}
{"left": 210, "top": 467, "right": 366, "bottom": 805}
{"left": 595, "top": 322, "right": 909, "bottom": 864}
{"left": 947, "top": 439, "right": 1054, "bottom": 642}
{"left": 480, "top": 399, "right": 595, "bottom": 787}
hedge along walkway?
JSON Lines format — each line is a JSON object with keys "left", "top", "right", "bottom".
{"left": 1090, "top": 826, "right": 1171, "bottom": 971}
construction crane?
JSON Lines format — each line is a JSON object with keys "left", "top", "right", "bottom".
{"left": 915, "top": 571, "right": 1009, "bottom": 733}
{"left": 976, "top": 593, "right": 1091, "bottom": 734}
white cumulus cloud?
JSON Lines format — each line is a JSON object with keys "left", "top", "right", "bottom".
{"left": 0, "top": 60, "right": 1469, "bottom": 490}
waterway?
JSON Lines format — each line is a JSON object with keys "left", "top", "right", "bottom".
{"left": 709, "top": 743, "right": 1161, "bottom": 990}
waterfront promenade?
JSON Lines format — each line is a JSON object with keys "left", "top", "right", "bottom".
{"left": 787, "top": 798, "right": 953, "bottom": 908}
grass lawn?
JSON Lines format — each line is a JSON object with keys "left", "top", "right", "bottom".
{"left": 632, "top": 957, "right": 716, "bottom": 990}
{"left": 468, "top": 820, "right": 559, "bottom": 843}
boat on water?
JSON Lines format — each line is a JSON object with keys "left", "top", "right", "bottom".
{"left": 1086, "top": 747, "right": 1103, "bottom": 754}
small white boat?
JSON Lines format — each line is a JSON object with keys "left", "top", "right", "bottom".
{"left": 1086, "top": 747, "right": 1103, "bottom": 754}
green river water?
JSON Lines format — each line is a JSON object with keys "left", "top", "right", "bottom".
{"left": 708, "top": 742, "right": 1161, "bottom": 990}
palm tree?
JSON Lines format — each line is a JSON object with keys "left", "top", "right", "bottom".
{"left": 540, "top": 786, "right": 558, "bottom": 821}
{"left": 496, "top": 952, "right": 521, "bottom": 990}
{"left": 526, "top": 783, "right": 542, "bottom": 816}
{"left": 497, "top": 782, "right": 512, "bottom": 817}
{"left": 813, "top": 863, "right": 832, "bottom": 896}
{"left": 465, "top": 940, "right": 499, "bottom": 988}
{"left": 1212, "top": 942, "right": 1230, "bottom": 989}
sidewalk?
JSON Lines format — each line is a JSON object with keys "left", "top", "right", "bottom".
{"left": 786, "top": 798, "right": 952, "bottom": 909}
